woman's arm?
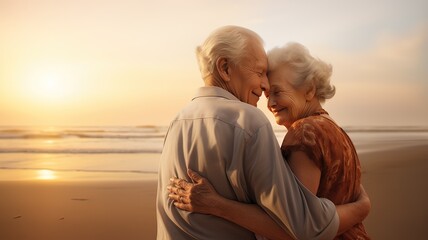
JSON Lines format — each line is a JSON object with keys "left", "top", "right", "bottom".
{"left": 287, "top": 151, "right": 371, "bottom": 235}
{"left": 287, "top": 150, "right": 321, "bottom": 195}
{"left": 169, "top": 169, "right": 294, "bottom": 240}
{"left": 336, "top": 185, "right": 371, "bottom": 234}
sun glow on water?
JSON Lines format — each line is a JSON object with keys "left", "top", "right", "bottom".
{"left": 37, "top": 169, "right": 56, "bottom": 180}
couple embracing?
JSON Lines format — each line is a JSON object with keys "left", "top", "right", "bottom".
{"left": 157, "top": 26, "right": 370, "bottom": 240}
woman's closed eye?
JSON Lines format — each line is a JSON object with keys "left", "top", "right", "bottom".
{"left": 270, "top": 90, "right": 281, "bottom": 96}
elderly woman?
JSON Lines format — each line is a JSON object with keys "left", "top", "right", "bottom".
{"left": 168, "top": 42, "right": 370, "bottom": 240}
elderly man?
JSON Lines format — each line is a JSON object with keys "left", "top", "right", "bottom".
{"left": 156, "top": 26, "right": 369, "bottom": 240}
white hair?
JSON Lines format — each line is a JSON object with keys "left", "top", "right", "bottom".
{"left": 268, "top": 42, "right": 336, "bottom": 102}
{"left": 196, "top": 25, "right": 264, "bottom": 81}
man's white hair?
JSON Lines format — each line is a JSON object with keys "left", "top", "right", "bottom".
{"left": 196, "top": 25, "right": 264, "bottom": 81}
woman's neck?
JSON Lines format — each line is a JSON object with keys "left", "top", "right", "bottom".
{"left": 301, "top": 99, "right": 324, "bottom": 118}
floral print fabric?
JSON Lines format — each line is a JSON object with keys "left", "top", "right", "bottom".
{"left": 281, "top": 113, "right": 370, "bottom": 240}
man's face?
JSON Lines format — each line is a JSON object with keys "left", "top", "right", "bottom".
{"left": 228, "top": 40, "right": 268, "bottom": 107}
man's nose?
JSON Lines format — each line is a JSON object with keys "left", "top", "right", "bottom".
{"left": 267, "top": 95, "right": 276, "bottom": 108}
{"left": 261, "top": 74, "right": 269, "bottom": 92}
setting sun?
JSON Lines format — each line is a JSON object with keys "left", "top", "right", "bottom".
{"left": 23, "top": 65, "right": 77, "bottom": 102}
{"left": 36, "top": 73, "right": 64, "bottom": 98}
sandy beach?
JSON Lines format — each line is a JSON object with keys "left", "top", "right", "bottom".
{"left": 360, "top": 142, "right": 428, "bottom": 239}
{"left": 0, "top": 177, "right": 158, "bottom": 240}
{"left": 1, "top": 142, "right": 428, "bottom": 240}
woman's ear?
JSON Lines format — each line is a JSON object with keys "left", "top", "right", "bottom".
{"left": 305, "top": 82, "right": 316, "bottom": 101}
{"left": 216, "top": 57, "right": 231, "bottom": 82}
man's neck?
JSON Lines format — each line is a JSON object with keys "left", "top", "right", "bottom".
{"left": 205, "top": 78, "right": 237, "bottom": 100}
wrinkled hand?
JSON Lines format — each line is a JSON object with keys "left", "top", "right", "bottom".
{"left": 167, "top": 169, "right": 222, "bottom": 215}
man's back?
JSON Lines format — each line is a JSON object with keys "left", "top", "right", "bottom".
{"left": 156, "top": 87, "right": 272, "bottom": 239}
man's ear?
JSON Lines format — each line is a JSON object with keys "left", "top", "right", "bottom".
{"left": 305, "top": 82, "right": 316, "bottom": 101}
{"left": 216, "top": 57, "right": 231, "bottom": 82}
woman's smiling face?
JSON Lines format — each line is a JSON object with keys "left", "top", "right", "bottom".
{"left": 267, "top": 65, "right": 308, "bottom": 128}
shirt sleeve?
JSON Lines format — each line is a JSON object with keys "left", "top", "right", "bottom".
{"left": 244, "top": 123, "right": 339, "bottom": 240}
{"left": 282, "top": 119, "right": 324, "bottom": 170}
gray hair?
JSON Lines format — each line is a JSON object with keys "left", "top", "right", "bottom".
{"left": 267, "top": 42, "right": 336, "bottom": 102}
{"left": 196, "top": 25, "right": 264, "bottom": 81}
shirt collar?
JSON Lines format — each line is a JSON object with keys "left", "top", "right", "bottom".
{"left": 192, "top": 86, "right": 240, "bottom": 102}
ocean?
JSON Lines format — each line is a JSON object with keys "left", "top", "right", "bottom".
{"left": 1, "top": 125, "right": 428, "bottom": 181}
{"left": 0, "top": 126, "right": 167, "bottom": 181}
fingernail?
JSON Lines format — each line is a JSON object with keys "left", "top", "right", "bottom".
{"left": 166, "top": 186, "right": 171, "bottom": 190}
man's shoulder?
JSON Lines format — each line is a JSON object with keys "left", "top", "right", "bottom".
{"left": 226, "top": 100, "right": 268, "bottom": 119}
{"left": 211, "top": 98, "right": 269, "bottom": 125}
{"left": 178, "top": 97, "right": 271, "bottom": 134}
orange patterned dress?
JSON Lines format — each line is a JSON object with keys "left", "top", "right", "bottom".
{"left": 281, "top": 109, "right": 370, "bottom": 240}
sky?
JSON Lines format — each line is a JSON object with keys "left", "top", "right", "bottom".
{"left": 1, "top": 0, "right": 427, "bottom": 127}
